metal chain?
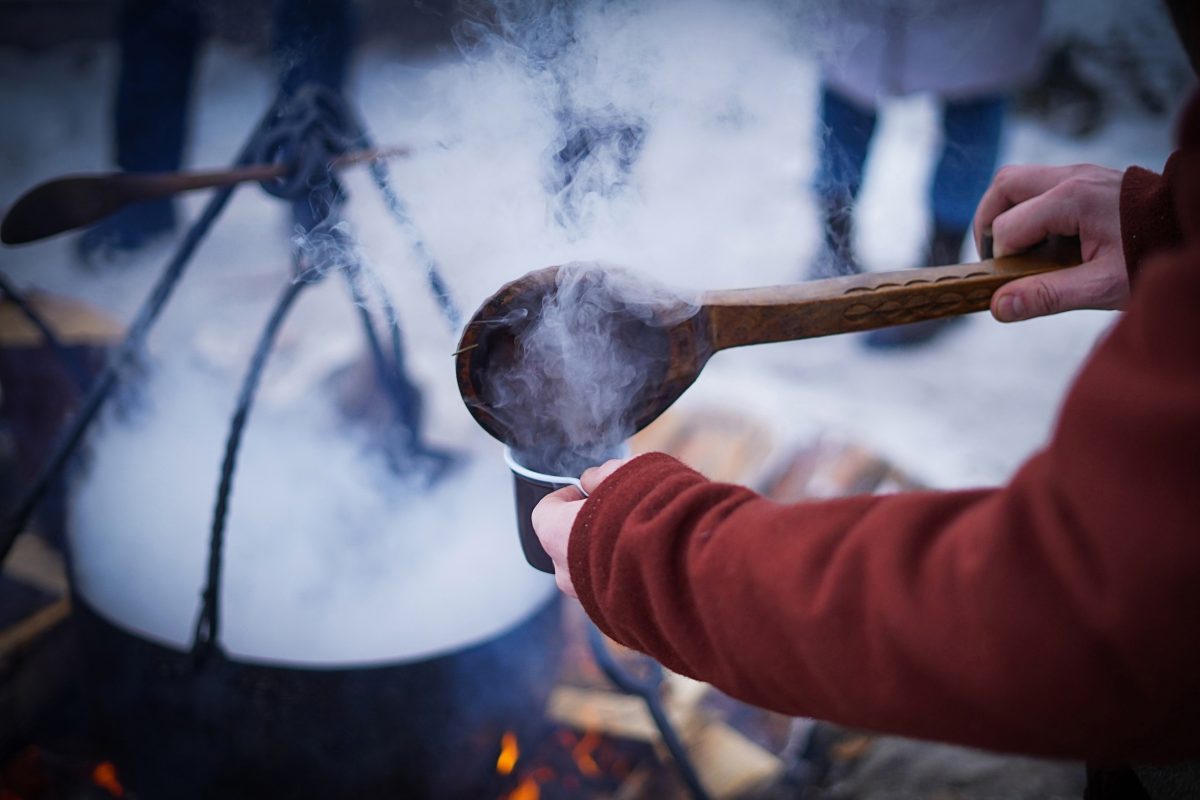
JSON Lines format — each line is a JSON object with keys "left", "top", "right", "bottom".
{"left": 0, "top": 95, "right": 287, "bottom": 566}
{"left": 191, "top": 273, "right": 311, "bottom": 664}
{"left": 585, "top": 623, "right": 712, "bottom": 800}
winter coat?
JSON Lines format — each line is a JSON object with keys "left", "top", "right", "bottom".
{"left": 819, "top": 0, "right": 1045, "bottom": 105}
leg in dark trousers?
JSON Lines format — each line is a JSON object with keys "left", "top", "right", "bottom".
{"left": 811, "top": 84, "right": 878, "bottom": 278}
{"left": 866, "top": 94, "right": 1007, "bottom": 349}
{"left": 78, "top": 0, "right": 204, "bottom": 261}
{"left": 273, "top": 0, "right": 353, "bottom": 98}
{"left": 930, "top": 94, "right": 1007, "bottom": 252}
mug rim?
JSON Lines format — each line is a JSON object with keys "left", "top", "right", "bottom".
{"left": 503, "top": 447, "right": 586, "bottom": 492}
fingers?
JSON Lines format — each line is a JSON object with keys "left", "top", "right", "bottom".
{"left": 990, "top": 254, "right": 1130, "bottom": 321}
{"left": 548, "top": 485, "right": 586, "bottom": 504}
{"left": 530, "top": 486, "right": 584, "bottom": 538}
{"left": 531, "top": 489, "right": 585, "bottom": 599}
{"left": 580, "top": 457, "right": 633, "bottom": 494}
{"left": 988, "top": 183, "right": 1084, "bottom": 258}
{"left": 974, "top": 165, "right": 1073, "bottom": 253}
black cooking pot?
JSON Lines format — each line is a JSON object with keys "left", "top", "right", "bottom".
{"left": 74, "top": 593, "right": 562, "bottom": 800}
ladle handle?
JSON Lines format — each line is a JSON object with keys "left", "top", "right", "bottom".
{"left": 703, "top": 236, "right": 1082, "bottom": 351}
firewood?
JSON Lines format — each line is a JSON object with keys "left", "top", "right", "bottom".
{"left": 632, "top": 406, "right": 775, "bottom": 486}
{"left": 630, "top": 408, "right": 687, "bottom": 455}
{"left": 0, "top": 597, "right": 71, "bottom": 661}
{"left": 4, "top": 533, "right": 68, "bottom": 596}
{"left": 687, "top": 721, "right": 783, "bottom": 799}
{"left": 548, "top": 685, "right": 705, "bottom": 744}
{"left": 767, "top": 439, "right": 923, "bottom": 502}
{"left": 0, "top": 291, "right": 123, "bottom": 347}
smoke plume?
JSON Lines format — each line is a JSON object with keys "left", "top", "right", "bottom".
{"left": 484, "top": 263, "right": 697, "bottom": 476}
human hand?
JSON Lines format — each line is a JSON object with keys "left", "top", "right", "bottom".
{"left": 974, "top": 164, "right": 1128, "bottom": 322}
{"left": 531, "top": 457, "right": 632, "bottom": 597}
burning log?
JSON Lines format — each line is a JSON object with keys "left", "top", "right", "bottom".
{"left": 548, "top": 674, "right": 784, "bottom": 799}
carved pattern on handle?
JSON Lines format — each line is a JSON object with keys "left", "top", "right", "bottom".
{"left": 841, "top": 272, "right": 992, "bottom": 324}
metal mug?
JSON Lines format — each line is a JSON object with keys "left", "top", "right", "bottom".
{"left": 503, "top": 446, "right": 627, "bottom": 573}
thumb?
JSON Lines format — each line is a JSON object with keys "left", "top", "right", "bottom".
{"left": 991, "top": 275, "right": 1065, "bottom": 322}
{"left": 991, "top": 256, "right": 1128, "bottom": 322}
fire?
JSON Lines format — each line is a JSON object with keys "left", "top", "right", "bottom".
{"left": 505, "top": 776, "right": 540, "bottom": 800}
{"left": 571, "top": 731, "right": 602, "bottom": 778}
{"left": 91, "top": 761, "right": 125, "bottom": 797}
{"left": 496, "top": 731, "right": 520, "bottom": 776}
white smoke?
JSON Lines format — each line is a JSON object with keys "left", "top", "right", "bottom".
{"left": 59, "top": 0, "right": 817, "bottom": 663}
{"left": 71, "top": 359, "right": 553, "bottom": 665}
{"left": 482, "top": 262, "right": 698, "bottom": 475}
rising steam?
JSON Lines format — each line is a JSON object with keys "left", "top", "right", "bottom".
{"left": 483, "top": 263, "right": 698, "bottom": 476}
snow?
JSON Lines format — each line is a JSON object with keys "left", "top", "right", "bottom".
{"left": 0, "top": 1, "right": 1180, "bottom": 662}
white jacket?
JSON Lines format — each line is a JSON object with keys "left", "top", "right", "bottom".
{"left": 819, "top": 0, "right": 1045, "bottom": 105}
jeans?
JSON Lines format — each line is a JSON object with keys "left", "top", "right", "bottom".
{"left": 114, "top": 0, "right": 352, "bottom": 175}
{"left": 814, "top": 85, "right": 1006, "bottom": 234}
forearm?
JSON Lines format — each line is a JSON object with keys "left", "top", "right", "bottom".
{"left": 575, "top": 457, "right": 1101, "bottom": 755}
{"left": 572, "top": 447, "right": 1200, "bottom": 761}
{"left": 571, "top": 238, "right": 1200, "bottom": 760}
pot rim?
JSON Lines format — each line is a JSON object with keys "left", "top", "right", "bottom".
{"left": 74, "top": 590, "right": 561, "bottom": 671}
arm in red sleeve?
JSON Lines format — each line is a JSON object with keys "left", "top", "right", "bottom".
{"left": 1121, "top": 153, "right": 1182, "bottom": 283}
{"left": 569, "top": 246, "right": 1200, "bottom": 763}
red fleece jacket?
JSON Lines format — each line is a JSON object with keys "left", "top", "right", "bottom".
{"left": 569, "top": 100, "right": 1200, "bottom": 764}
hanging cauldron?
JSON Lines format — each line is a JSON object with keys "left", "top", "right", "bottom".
{"left": 2, "top": 83, "right": 568, "bottom": 798}
{"left": 67, "top": 362, "right": 564, "bottom": 800}
{"left": 73, "top": 594, "right": 561, "bottom": 800}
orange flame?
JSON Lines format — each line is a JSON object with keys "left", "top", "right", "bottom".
{"left": 505, "top": 776, "right": 540, "bottom": 800}
{"left": 91, "top": 761, "right": 125, "bottom": 797}
{"left": 496, "top": 731, "right": 520, "bottom": 776}
{"left": 571, "top": 731, "right": 602, "bottom": 778}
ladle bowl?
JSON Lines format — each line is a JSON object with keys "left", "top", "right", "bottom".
{"left": 455, "top": 237, "right": 1081, "bottom": 453}
{"left": 455, "top": 264, "right": 706, "bottom": 463}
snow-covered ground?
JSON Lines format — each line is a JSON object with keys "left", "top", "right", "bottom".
{"left": 0, "top": 1, "right": 1183, "bottom": 662}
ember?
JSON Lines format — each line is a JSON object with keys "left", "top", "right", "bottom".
{"left": 0, "top": 747, "right": 127, "bottom": 800}
{"left": 570, "top": 731, "right": 602, "bottom": 778}
{"left": 89, "top": 762, "right": 123, "bottom": 797}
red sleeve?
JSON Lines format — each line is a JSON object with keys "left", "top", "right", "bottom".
{"left": 569, "top": 243, "right": 1200, "bottom": 763}
{"left": 1121, "top": 154, "right": 1183, "bottom": 284}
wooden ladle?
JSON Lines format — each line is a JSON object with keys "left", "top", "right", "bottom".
{"left": 455, "top": 236, "right": 1081, "bottom": 454}
{"left": 0, "top": 145, "right": 407, "bottom": 246}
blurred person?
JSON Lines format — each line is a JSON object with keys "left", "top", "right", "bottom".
{"left": 533, "top": 7, "right": 1200, "bottom": 797}
{"left": 456, "top": 0, "right": 646, "bottom": 236}
{"left": 78, "top": 0, "right": 352, "bottom": 261}
{"left": 810, "top": 0, "right": 1044, "bottom": 347}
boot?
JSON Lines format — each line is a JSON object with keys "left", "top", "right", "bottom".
{"left": 864, "top": 225, "right": 967, "bottom": 349}
{"left": 75, "top": 199, "right": 177, "bottom": 266}
{"left": 926, "top": 224, "right": 966, "bottom": 267}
